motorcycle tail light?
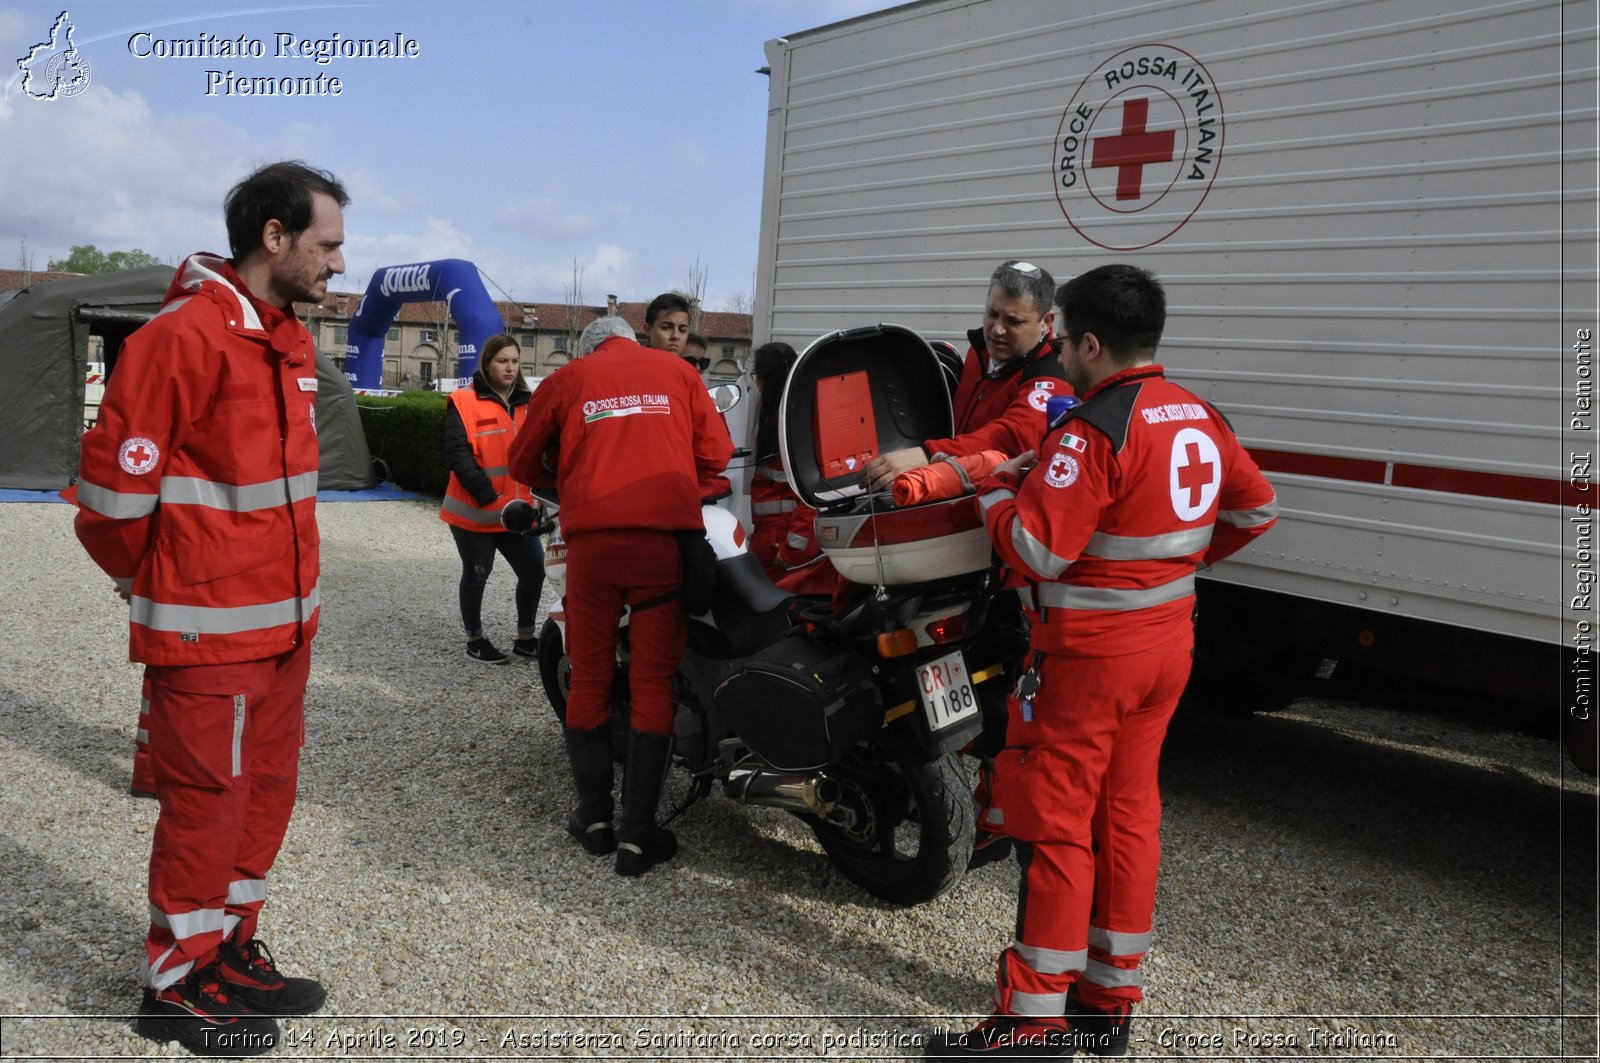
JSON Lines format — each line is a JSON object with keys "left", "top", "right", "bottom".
{"left": 876, "top": 628, "right": 918, "bottom": 658}
{"left": 924, "top": 612, "right": 969, "bottom": 644}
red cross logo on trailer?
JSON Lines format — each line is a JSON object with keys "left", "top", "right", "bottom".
{"left": 118, "top": 436, "right": 160, "bottom": 476}
{"left": 1169, "top": 427, "right": 1221, "bottom": 521}
{"left": 1053, "top": 44, "right": 1225, "bottom": 250}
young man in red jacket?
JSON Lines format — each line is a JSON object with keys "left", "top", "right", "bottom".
{"left": 864, "top": 259, "right": 1069, "bottom": 492}
{"left": 71, "top": 162, "right": 348, "bottom": 1056}
{"left": 508, "top": 316, "right": 733, "bottom": 876}
{"left": 927, "top": 265, "right": 1278, "bottom": 1060}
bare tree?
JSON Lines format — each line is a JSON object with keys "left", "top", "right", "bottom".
{"left": 562, "top": 258, "right": 585, "bottom": 356}
{"left": 721, "top": 290, "right": 753, "bottom": 315}
{"left": 682, "top": 253, "right": 709, "bottom": 333}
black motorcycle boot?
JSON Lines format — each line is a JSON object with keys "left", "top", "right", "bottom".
{"left": 563, "top": 725, "right": 617, "bottom": 855}
{"left": 615, "top": 729, "right": 678, "bottom": 877}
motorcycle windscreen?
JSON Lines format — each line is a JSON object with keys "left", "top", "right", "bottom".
{"left": 778, "top": 323, "right": 954, "bottom": 508}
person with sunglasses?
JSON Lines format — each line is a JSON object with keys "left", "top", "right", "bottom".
{"left": 681, "top": 333, "right": 710, "bottom": 374}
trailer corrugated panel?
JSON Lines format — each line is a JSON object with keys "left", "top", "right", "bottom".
{"left": 756, "top": 0, "right": 1598, "bottom": 646}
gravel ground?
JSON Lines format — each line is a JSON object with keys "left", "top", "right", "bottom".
{"left": 0, "top": 498, "right": 1595, "bottom": 1061}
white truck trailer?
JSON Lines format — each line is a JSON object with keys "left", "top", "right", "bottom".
{"left": 752, "top": 0, "right": 1598, "bottom": 764}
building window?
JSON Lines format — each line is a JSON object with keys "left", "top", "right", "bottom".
{"left": 387, "top": 327, "right": 400, "bottom": 342}
{"left": 722, "top": 345, "right": 735, "bottom": 358}
{"left": 333, "top": 325, "right": 348, "bottom": 345}
{"left": 420, "top": 361, "right": 433, "bottom": 384}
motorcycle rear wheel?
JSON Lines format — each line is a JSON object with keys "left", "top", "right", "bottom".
{"left": 536, "top": 617, "right": 630, "bottom": 760}
{"left": 808, "top": 742, "right": 974, "bottom": 906}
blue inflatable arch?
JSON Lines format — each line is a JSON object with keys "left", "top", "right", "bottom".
{"left": 344, "top": 258, "right": 505, "bottom": 389}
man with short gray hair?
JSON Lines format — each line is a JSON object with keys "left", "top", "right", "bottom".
{"left": 508, "top": 316, "right": 732, "bottom": 877}
{"left": 865, "top": 259, "right": 1069, "bottom": 491}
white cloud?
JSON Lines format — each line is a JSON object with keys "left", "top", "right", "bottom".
{"left": 672, "top": 137, "right": 712, "bottom": 172}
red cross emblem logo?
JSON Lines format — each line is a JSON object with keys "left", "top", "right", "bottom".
{"left": 118, "top": 436, "right": 160, "bottom": 476}
{"left": 1054, "top": 44, "right": 1225, "bottom": 250}
{"left": 1168, "top": 428, "right": 1221, "bottom": 520}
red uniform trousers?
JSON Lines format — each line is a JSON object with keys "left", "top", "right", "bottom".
{"left": 984, "top": 643, "right": 1192, "bottom": 1017}
{"left": 143, "top": 642, "right": 309, "bottom": 990}
{"left": 563, "top": 530, "right": 685, "bottom": 736}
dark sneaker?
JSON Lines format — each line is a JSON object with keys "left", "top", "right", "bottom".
{"left": 924, "top": 1015, "right": 1075, "bottom": 1059}
{"left": 615, "top": 828, "right": 677, "bottom": 877}
{"left": 967, "top": 831, "right": 1014, "bottom": 871}
{"left": 1064, "top": 993, "right": 1132, "bottom": 1056}
{"left": 566, "top": 809, "right": 617, "bottom": 855}
{"left": 466, "top": 637, "right": 509, "bottom": 664}
{"left": 217, "top": 936, "right": 326, "bottom": 1016}
{"left": 512, "top": 635, "right": 540, "bottom": 659}
{"left": 135, "top": 964, "right": 279, "bottom": 1057}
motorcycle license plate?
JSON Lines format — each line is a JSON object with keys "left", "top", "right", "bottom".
{"left": 917, "top": 650, "right": 979, "bottom": 732}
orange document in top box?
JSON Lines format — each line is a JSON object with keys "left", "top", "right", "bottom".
{"left": 813, "top": 370, "right": 879, "bottom": 479}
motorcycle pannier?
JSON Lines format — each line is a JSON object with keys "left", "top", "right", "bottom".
{"left": 779, "top": 324, "right": 992, "bottom": 585}
{"left": 715, "top": 636, "right": 879, "bottom": 772}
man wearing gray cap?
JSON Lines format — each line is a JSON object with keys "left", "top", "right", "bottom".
{"left": 508, "top": 317, "right": 733, "bottom": 876}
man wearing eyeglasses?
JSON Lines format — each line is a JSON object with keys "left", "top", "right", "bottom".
{"left": 681, "top": 333, "right": 710, "bottom": 375}
{"left": 864, "top": 259, "right": 1069, "bottom": 492}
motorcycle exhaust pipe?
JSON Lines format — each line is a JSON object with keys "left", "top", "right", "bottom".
{"left": 724, "top": 767, "right": 841, "bottom": 815}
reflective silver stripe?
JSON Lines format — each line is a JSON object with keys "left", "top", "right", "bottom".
{"left": 149, "top": 905, "right": 225, "bottom": 939}
{"left": 1011, "top": 524, "right": 1074, "bottom": 579}
{"left": 984, "top": 806, "right": 1004, "bottom": 826}
{"left": 228, "top": 879, "right": 267, "bottom": 905}
{"left": 75, "top": 478, "right": 159, "bottom": 519}
{"left": 786, "top": 532, "right": 809, "bottom": 549}
{"left": 1218, "top": 497, "right": 1279, "bottom": 528}
{"left": 752, "top": 499, "right": 797, "bottom": 515}
{"left": 140, "top": 696, "right": 150, "bottom": 716}
{"left": 440, "top": 493, "right": 502, "bottom": 528}
{"left": 977, "top": 486, "right": 1014, "bottom": 516}
{"left": 129, "top": 583, "right": 320, "bottom": 635}
{"left": 1014, "top": 942, "right": 1086, "bottom": 975}
{"left": 136, "top": 728, "right": 149, "bottom": 744}
{"left": 1008, "top": 988, "right": 1069, "bottom": 1017}
{"left": 152, "top": 295, "right": 193, "bottom": 320}
{"left": 149, "top": 951, "right": 193, "bottom": 990}
{"left": 1035, "top": 573, "right": 1196, "bottom": 612}
{"left": 473, "top": 427, "right": 507, "bottom": 437}
{"left": 481, "top": 465, "right": 509, "bottom": 477}
{"left": 1084, "top": 526, "right": 1213, "bottom": 561}
{"left": 160, "top": 472, "right": 317, "bottom": 512}
{"left": 1013, "top": 586, "right": 1035, "bottom": 611}
{"left": 1083, "top": 958, "right": 1144, "bottom": 989}
{"left": 757, "top": 464, "right": 788, "bottom": 483}
{"left": 223, "top": 912, "right": 242, "bottom": 938}
{"left": 1089, "top": 926, "right": 1152, "bottom": 956}
{"left": 231, "top": 694, "right": 245, "bottom": 777}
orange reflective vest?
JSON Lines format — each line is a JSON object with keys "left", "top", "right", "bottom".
{"left": 440, "top": 382, "right": 534, "bottom": 532}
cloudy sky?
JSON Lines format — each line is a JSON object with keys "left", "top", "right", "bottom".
{"left": 1, "top": 0, "right": 890, "bottom": 309}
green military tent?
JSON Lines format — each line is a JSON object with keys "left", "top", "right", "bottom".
{"left": 0, "top": 266, "right": 375, "bottom": 491}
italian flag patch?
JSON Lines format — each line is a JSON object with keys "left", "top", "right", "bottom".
{"left": 1058, "top": 432, "right": 1087, "bottom": 453}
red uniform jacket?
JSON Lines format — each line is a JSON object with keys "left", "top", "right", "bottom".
{"left": 507, "top": 336, "right": 733, "bottom": 535}
{"left": 922, "top": 331, "right": 1070, "bottom": 458}
{"left": 980, "top": 365, "right": 1278, "bottom": 657}
{"left": 70, "top": 254, "right": 321, "bottom": 666}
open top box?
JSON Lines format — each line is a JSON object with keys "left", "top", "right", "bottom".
{"left": 779, "top": 323, "right": 993, "bottom": 585}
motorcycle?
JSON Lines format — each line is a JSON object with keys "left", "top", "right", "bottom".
{"left": 521, "top": 324, "right": 1020, "bottom": 905}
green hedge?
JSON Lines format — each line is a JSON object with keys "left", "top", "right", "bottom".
{"left": 356, "top": 390, "right": 450, "bottom": 495}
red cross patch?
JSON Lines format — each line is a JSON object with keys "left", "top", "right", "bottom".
{"left": 118, "top": 437, "right": 160, "bottom": 476}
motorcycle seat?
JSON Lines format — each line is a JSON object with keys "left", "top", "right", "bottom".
{"left": 712, "top": 553, "right": 797, "bottom": 657}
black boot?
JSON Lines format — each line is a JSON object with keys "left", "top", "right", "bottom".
{"left": 615, "top": 729, "right": 677, "bottom": 877}
{"left": 563, "top": 726, "right": 616, "bottom": 855}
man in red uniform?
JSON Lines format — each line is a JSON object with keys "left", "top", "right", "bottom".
{"left": 71, "top": 162, "right": 347, "bottom": 1056}
{"left": 927, "top": 265, "right": 1278, "bottom": 1059}
{"left": 864, "top": 259, "right": 1068, "bottom": 492}
{"left": 508, "top": 316, "right": 733, "bottom": 876}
